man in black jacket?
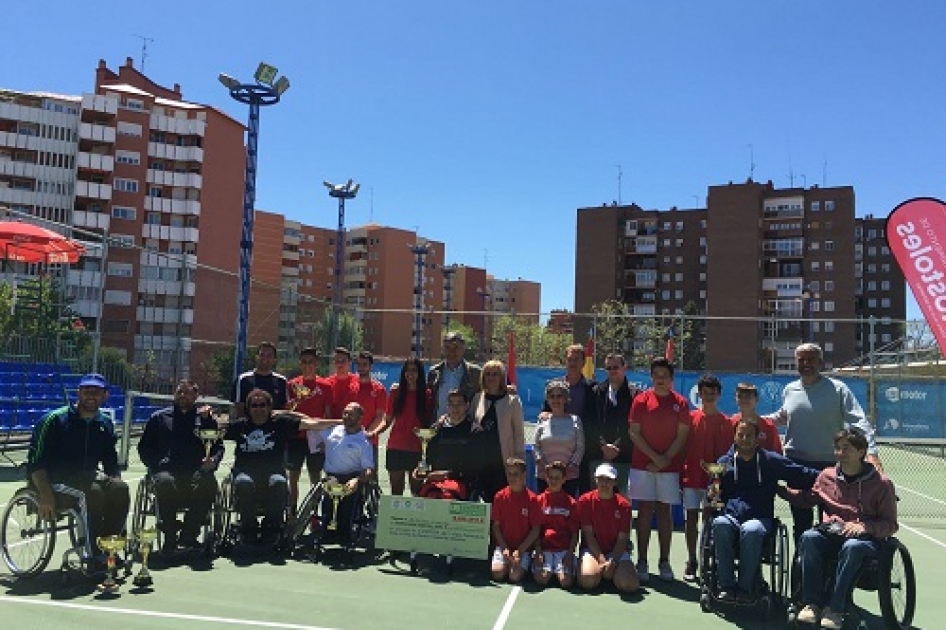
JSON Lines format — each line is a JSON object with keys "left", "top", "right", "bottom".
{"left": 138, "top": 379, "right": 223, "bottom": 551}
{"left": 588, "top": 353, "right": 636, "bottom": 485}
{"left": 27, "top": 373, "right": 129, "bottom": 552}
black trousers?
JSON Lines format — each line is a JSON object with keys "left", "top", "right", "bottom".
{"left": 151, "top": 470, "right": 218, "bottom": 539}
{"left": 57, "top": 475, "right": 130, "bottom": 545}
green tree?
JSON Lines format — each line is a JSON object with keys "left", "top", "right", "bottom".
{"left": 0, "top": 275, "right": 90, "bottom": 361}
{"left": 591, "top": 300, "right": 635, "bottom": 358}
{"left": 490, "top": 315, "right": 572, "bottom": 366}
{"left": 310, "top": 307, "right": 364, "bottom": 371}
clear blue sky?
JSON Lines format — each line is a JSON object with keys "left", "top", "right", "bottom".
{"left": 7, "top": 1, "right": 945, "bottom": 319}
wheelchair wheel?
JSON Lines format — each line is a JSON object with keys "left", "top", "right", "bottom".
{"left": 216, "top": 478, "right": 234, "bottom": 556}
{"left": 698, "top": 521, "right": 716, "bottom": 611}
{"left": 293, "top": 483, "right": 322, "bottom": 543}
{"left": 878, "top": 538, "right": 916, "bottom": 630}
{"left": 1, "top": 490, "right": 56, "bottom": 577}
{"left": 772, "top": 521, "right": 789, "bottom": 605}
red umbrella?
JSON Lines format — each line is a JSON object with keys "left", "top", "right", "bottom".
{"left": 0, "top": 221, "right": 85, "bottom": 264}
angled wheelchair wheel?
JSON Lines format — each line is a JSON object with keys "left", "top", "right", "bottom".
{"left": 878, "top": 538, "right": 916, "bottom": 630}
{"left": 293, "top": 483, "right": 322, "bottom": 544}
{"left": 1, "top": 490, "right": 56, "bottom": 577}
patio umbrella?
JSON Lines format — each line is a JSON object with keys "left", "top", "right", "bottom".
{"left": 0, "top": 221, "right": 86, "bottom": 264}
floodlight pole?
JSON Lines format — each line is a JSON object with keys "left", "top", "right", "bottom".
{"left": 409, "top": 243, "right": 432, "bottom": 358}
{"left": 442, "top": 263, "right": 457, "bottom": 332}
{"left": 325, "top": 180, "right": 359, "bottom": 351}
{"left": 219, "top": 64, "right": 288, "bottom": 383}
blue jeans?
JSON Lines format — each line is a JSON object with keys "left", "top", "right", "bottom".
{"left": 800, "top": 529, "right": 880, "bottom": 612}
{"left": 233, "top": 472, "right": 288, "bottom": 530}
{"left": 713, "top": 515, "right": 769, "bottom": 593}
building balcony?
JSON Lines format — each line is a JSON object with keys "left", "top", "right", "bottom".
{"left": 147, "top": 142, "right": 204, "bottom": 163}
{"left": 145, "top": 169, "right": 202, "bottom": 189}
{"left": 75, "top": 180, "right": 112, "bottom": 201}
{"left": 141, "top": 224, "right": 199, "bottom": 243}
{"left": 72, "top": 210, "right": 110, "bottom": 231}
{"left": 81, "top": 93, "right": 118, "bottom": 116}
{"left": 149, "top": 114, "right": 206, "bottom": 137}
{"left": 144, "top": 196, "right": 201, "bottom": 216}
{"left": 77, "top": 151, "right": 114, "bottom": 172}
{"left": 0, "top": 158, "right": 38, "bottom": 180}
{"left": 134, "top": 334, "right": 193, "bottom": 351}
{"left": 137, "top": 279, "right": 196, "bottom": 296}
{"left": 79, "top": 122, "right": 115, "bottom": 144}
{"left": 136, "top": 306, "right": 195, "bottom": 325}
{"left": 140, "top": 251, "right": 197, "bottom": 268}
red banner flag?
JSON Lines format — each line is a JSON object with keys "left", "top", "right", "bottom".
{"left": 886, "top": 198, "right": 946, "bottom": 355}
{"left": 665, "top": 337, "right": 675, "bottom": 362}
{"left": 506, "top": 330, "right": 517, "bottom": 386}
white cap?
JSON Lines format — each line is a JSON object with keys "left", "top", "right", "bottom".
{"left": 594, "top": 463, "right": 618, "bottom": 479}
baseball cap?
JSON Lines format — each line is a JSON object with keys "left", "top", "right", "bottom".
{"left": 594, "top": 463, "right": 618, "bottom": 480}
{"left": 78, "top": 373, "right": 108, "bottom": 389}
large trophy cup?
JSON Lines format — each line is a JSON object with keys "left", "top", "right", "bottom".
{"left": 323, "top": 480, "right": 350, "bottom": 531}
{"left": 701, "top": 461, "right": 727, "bottom": 510}
{"left": 195, "top": 427, "right": 226, "bottom": 459}
{"left": 413, "top": 426, "right": 439, "bottom": 476}
{"left": 132, "top": 528, "right": 158, "bottom": 587}
{"left": 96, "top": 535, "right": 128, "bottom": 593}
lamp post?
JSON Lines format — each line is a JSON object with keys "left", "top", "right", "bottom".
{"left": 441, "top": 263, "right": 457, "bottom": 332}
{"left": 408, "top": 243, "right": 432, "bottom": 358}
{"left": 477, "top": 287, "right": 491, "bottom": 362}
{"left": 219, "top": 62, "right": 290, "bottom": 383}
{"left": 323, "top": 179, "right": 360, "bottom": 351}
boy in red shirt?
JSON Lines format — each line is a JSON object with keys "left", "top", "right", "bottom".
{"left": 681, "top": 373, "right": 732, "bottom": 582}
{"left": 731, "top": 382, "right": 783, "bottom": 454}
{"left": 287, "top": 347, "right": 334, "bottom": 512}
{"left": 533, "top": 461, "right": 580, "bottom": 589}
{"left": 577, "top": 463, "right": 639, "bottom": 593}
{"left": 491, "top": 457, "right": 542, "bottom": 583}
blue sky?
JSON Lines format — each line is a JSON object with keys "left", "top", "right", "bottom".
{"left": 7, "top": 1, "right": 945, "bottom": 319}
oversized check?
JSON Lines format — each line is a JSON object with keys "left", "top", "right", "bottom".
{"left": 375, "top": 496, "right": 491, "bottom": 559}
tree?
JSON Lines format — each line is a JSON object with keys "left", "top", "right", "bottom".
{"left": 490, "top": 315, "right": 572, "bottom": 366}
{"left": 590, "top": 300, "right": 635, "bottom": 358}
{"left": 311, "top": 307, "right": 364, "bottom": 371}
{"left": 0, "top": 275, "right": 90, "bottom": 362}
{"left": 678, "top": 301, "right": 706, "bottom": 371}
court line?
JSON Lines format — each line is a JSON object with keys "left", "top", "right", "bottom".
{"left": 900, "top": 523, "right": 946, "bottom": 550}
{"left": 492, "top": 585, "right": 521, "bottom": 630}
{"left": 0, "top": 596, "right": 340, "bottom": 630}
{"left": 896, "top": 484, "right": 946, "bottom": 507}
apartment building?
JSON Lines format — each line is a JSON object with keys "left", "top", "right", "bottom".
{"left": 575, "top": 180, "right": 907, "bottom": 371}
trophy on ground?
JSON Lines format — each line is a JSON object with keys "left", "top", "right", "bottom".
{"left": 96, "top": 535, "right": 128, "bottom": 593}
{"left": 132, "top": 528, "right": 158, "bottom": 588}
{"left": 701, "top": 461, "right": 727, "bottom": 510}
{"left": 195, "top": 427, "right": 226, "bottom": 460}
{"left": 413, "top": 426, "right": 439, "bottom": 476}
{"left": 323, "top": 479, "right": 350, "bottom": 531}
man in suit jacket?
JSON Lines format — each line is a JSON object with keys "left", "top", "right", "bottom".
{"left": 428, "top": 332, "right": 483, "bottom": 418}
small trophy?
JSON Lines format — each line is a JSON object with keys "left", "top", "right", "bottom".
{"left": 324, "top": 480, "right": 350, "bottom": 531}
{"left": 96, "top": 535, "right": 128, "bottom": 593}
{"left": 132, "top": 528, "right": 158, "bottom": 588}
{"left": 194, "top": 428, "right": 226, "bottom": 460}
{"left": 289, "top": 383, "right": 313, "bottom": 411}
{"left": 702, "top": 461, "right": 727, "bottom": 510}
{"left": 413, "top": 426, "right": 438, "bottom": 476}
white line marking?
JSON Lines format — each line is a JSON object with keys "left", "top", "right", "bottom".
{"left": 492, "top": 585, "right": 521, "bottom": 630}
{"left": 0, "top": 596, "right": 341, "bottom": 630}
{"left": 897, "top": 484, "right": 946, "bottom": 507}
{"left": 900, "top": 523, "right": 946, "bottom": 550}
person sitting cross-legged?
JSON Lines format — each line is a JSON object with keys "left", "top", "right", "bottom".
{"left": 711, "top": 419, "right": 819, "bottom": 604}
{"left": 577, "top": 463, "right": 640, "bottom": 593}
{"left": 533, "top": 461, "right": 580, "bottom": 589}
{"left": 490, "top": 457, "right": 542, "bottom": 583}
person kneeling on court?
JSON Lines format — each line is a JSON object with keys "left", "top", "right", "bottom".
{"left": 576, "top": 463, "right": 639, "bottom": 592}
{"left": 711, "top": 419, "right": 819, "bottom": 604}
{"left": 490, "top": 457, "right": 542, "bottom": 583}
{"left": 414, "top": 389, "right": 482, "bottom": 501}
{"left": 224, "top": 388, "right": 340, "bottom": 545}
{"left": 308, "top": 402, "right": 375, "bottom": 544}
{"left": 793, "top": 427, "right": 898, "bottom": 629}
{"left": 533, "top": 461, "right": 580, "bottom": 589}
{"left": 138, "top": 379, "right": 223, "bottom": 553}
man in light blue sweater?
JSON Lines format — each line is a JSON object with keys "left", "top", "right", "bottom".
{"left": 775, "top": 343, "right": 882, "bottom": 539}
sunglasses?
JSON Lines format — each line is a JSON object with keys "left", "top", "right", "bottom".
{"left": 249, "top": 402, "right": 270, "bottom": 409}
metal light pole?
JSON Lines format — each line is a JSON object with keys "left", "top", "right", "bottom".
{"left": 409, "top": 243, "right": 432, "bottom": 358}
{"left": 219, "top": 63, "right": 290, "bottom": 383}
{"left": 323, "top": 179, "right": 360, "bottom": 352}
{"left": 441, "top": 263, "right": 457, "bottom": 332}
{"left": 477, "top": 287, "right": 491, "bottom": 362}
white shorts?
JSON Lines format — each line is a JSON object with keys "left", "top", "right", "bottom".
{"left": 492, "top": 546, "right": 532, "bottom": 571}
{"left": 627, "top": 469, "right": 681, "bottom": 504}
{"left": 535, "top": 550, "right": 575, "bottom": 575}
{"left": 580, "top": 549, "right": 631, "bottom": 563}
{"left": 682, "top": 487, "right": 707, "bottom": 511}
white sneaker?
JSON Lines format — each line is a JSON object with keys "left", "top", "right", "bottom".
{"left": 658, "top": 560, "right": 674, "bottom": 581}
{"left": 797, "top": 605, "right": 820, "bottom": 625}
{"left": 820, "top": 607, "right": 843, "bottom": 629}
{"left": 636, "top": 560, "right": 649, "bottom": 583}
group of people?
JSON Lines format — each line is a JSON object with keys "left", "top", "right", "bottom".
{"left": 22, "top": 335, "right": 899, "bottom": 628}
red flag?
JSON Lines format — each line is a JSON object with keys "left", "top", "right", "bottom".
{"left": 506, "top": 330, "right": 517, "bottom": 386}
{"left": 665, "top": 337, "right": 675, "bottom": 362}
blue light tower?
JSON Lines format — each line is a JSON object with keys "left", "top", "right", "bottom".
{"left": 219, "top": 63, "right": 290, "bottom": 383}
{"left": 323, "top": 179, "right": 360, "bottom": 352}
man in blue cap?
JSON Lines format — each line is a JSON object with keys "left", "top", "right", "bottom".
{"left": 27, "top": 373, "right": 130, "bottom": 561}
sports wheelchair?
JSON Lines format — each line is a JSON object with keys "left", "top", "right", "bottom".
{"left": 129, "top": 472, "right": 220, "bottom": 558}
{"left": 699, "top": 515, "right": 791, "bottom": 620}
{"left": 787, "top": 535, "right": 916, "bottom": 630}
{"left": 1, "top": 484, "right": 130, "bottom": 581}
{"left": 290, "top": 475, "right": 381, "bottom": 561}
{"left": 213, "top": 471, "right": 292, "bottom": 555}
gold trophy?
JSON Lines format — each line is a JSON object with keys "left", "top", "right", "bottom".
{"left": 132, "top": 528, "right": 158, "bottom": 587}
{"left": 194, "top": 428, "right": 226, "bottom": 459}
{"left": 324, "top": 479, "right": 351, "bottom": 531}
{"left": 702, "top": 461, "right": 727, "bottom": 509}
{"left": 289, "top": 383, "right": 313, "bottom": 411}
{"left": 96, "top": 535, "right": 128, "bottom": 593}
{"left": 413, "top": 426, "right": 439, "bottom": 476}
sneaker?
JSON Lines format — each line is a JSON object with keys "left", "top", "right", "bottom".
{"left": 717, "top": 590, "right": 735, "bottom": 603}
{"left": 658, "top": 560, "right": 674, "bottom": 581}
{"left": 683, "top": 560, "right": 698, "bottom": 582}
{"left": 820, "top": 607, "right": 843, "bottom": 629}
{"left": 797, "top": 605, "right": 820, "bottom": 625}
{"left": 636, "top": 560, "right": 650, "bottom": 583}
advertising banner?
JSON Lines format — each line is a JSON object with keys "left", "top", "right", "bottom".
{"left": 874, "top": 379, "right": 945, "bottom": 440}
{"left": 375, "top": 495, "right": 491, "bottom": 559}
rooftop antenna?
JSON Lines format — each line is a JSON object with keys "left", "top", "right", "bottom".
{"left": 746, "top": 143, "right": 756, "bottom": 180}
{"left": 133, "top": 35, "right": 154, "bottom": 72}
{"left": 787, "top": 141, "right": 795, "bottom": 188}
{"left": 369, "top": 186, "right": 374, "bottom": 223}
{"left": 615, "top": 164, "right": 623, "bottom": 205}
{"left": 822, "top": 155, "right": 828, "bottom": 187}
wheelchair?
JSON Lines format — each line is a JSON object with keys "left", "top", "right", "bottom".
{"left": 129, "top": 472, "right": 221, "bottom": 558}
{"left": 214, "top": 471, "right": 292, "bottom": 555}
{"left": 1, "top": 483, "right": 130, "bottom": 581}
{"left": 699, "top": 515, "right": 790, "bottom": 621}
{"left": 291, "top": 475, "right": 381, "bottom": 561}
{"left": 787, "top": 535, "right": 916, "bottom": 630}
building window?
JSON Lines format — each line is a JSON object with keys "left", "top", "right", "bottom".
{"left": 811, "top": 201, "right": 820, "bottom": 212}
{"left": 661, "top": 290, "right": 670, "bottom": 300}
{"left": 674, "top": 273, "right": 683, "bottom": 282}
{"left": 824, "top": 280, "right": 834, "bottom": 292}
{"left": 674, "top": 290, "right": 683, "bottom": 299}
{"left": 825, "top": 261, "right": 834, "bottom": 272}
{"left": 115, "top": 151, "right": 140, "bottom": 165}
{"left": 825, "top": 240, "right": 834, "bottom": 252}
{"left": 114, "top": 178, "right": 138, "bottom": 193}
{"left": 824, "top": 301, "right": 835, "bottom": 312}
{"left": 661, "top": 273, "right": 670, "bottom": 283}
{"left": 110, "top": 234, "right": 135, "bottom": 248}
{"left": 881, "top": 298, "right": 891, "bottom": 308}
{"left": 881, "top": 280, "right": 890, "bottom": 291}
{"left": 825, "top": 200, "right": 835, "bottom": 211}
{"left": 117, "top": 122, "right": 142, "bottom": 137}
{"left": 675, "top": 256, "right": 683, "bottom": 264}
{"left": 811, "top": 261, "right": 820, "bottom": 271}
{"left": 107, "top": 262, "right": 133, "bottom": 277}
{"left": 111, "top": 206, "right": 136, "bottom": 220}
{"left": 868, "top": 298, "right": 877, "bottom": 308}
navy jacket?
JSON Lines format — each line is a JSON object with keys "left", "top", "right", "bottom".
{"left": 718, "top": 446, "right": 819, "bottom": 523}
{"left": 138, "top": 406, "right": 224, "bottom": 473}
{"left": 27, "top": 405, "right": 120, "bottom": 485}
